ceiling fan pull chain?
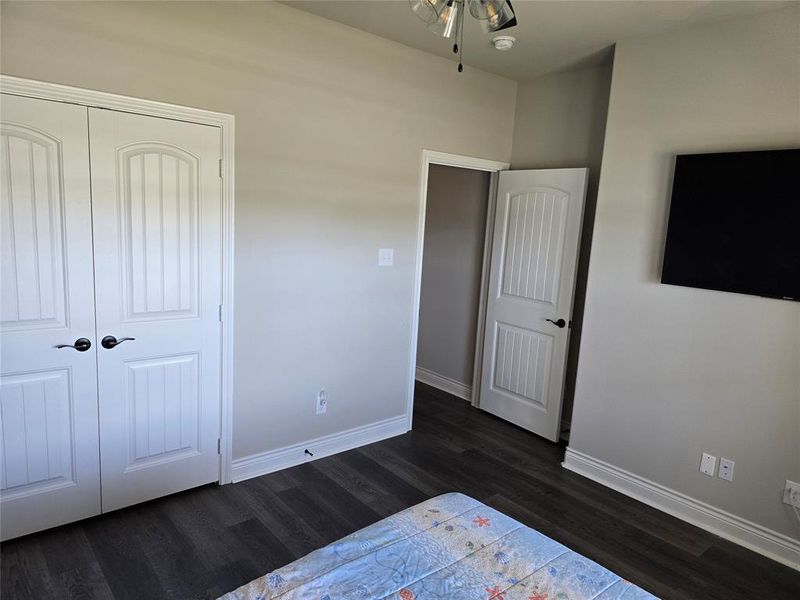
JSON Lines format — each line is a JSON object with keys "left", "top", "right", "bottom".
{"left": 457, "top": 0, "right": 465, "bottom": 71}
{"left": 451, "top": 0, "right": 459, "bottom": 54}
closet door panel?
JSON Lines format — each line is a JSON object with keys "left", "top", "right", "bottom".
{"left": 0, "top": 94, "right": 101, "bottom": 541}
{"left": 89, "top": 108, "right": 222, "bottom": 512}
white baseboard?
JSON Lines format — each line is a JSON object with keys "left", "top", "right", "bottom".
{"left": 415, "top": 366, "right": 472, "bottom": 401}
{"left": 231, "top": 415, "right": 408, "bottom": 483}
{"left": 562, "top": 447, "right": 800, "bottom": 571}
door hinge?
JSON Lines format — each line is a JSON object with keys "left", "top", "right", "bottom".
{"left": 218, "top": 304, "right": 223, "bottom": 322}
{"left": 219, "top": 158, "right": 223, "bottom": 178}
{"left": 217, "top": 438, "right": 221, "bottom": 454}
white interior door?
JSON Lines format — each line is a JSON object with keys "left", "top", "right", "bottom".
{"left": 89, "top": 108, "right": 222, "bottom": 512}
{"left": 479, "top": 169, "right": 587, "bottom": 441}
{"left": 0, "top": 95, "right": 101, "bottom": 539}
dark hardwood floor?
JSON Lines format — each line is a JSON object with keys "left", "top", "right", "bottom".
{"left": 2, "top": 382, "right": 799, "bottom": 599}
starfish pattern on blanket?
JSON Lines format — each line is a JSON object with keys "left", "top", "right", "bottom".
{"left": 486, "top": 585, "right": 505, "bottom": 599}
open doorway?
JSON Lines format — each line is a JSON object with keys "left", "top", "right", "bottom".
{"left": 415, "top": 164, "right": 491, "bottom": 402}
{"left": 406, "top": 151, "right": 508, "bottom": 425}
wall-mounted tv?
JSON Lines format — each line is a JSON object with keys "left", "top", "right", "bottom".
{"left": 661, "top": 149, "right": 800, "bottom": 301}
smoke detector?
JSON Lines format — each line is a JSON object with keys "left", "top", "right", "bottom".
{"left": 491, "top": 35, "right": 515, "bottom": 51}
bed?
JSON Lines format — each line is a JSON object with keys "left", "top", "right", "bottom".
{"left": 220, "top": 492, "right": 658, "bottom": 599}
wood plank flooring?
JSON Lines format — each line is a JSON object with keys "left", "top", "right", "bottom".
{"left": 2, "top": 382, "right": 799, "bottom": 599}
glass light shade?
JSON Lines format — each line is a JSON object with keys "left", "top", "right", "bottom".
{"left": 408, "top": 0, "right": 450, "bottom": 25}
{"left": 428, "top": 0, "right": 460, "bottom": 38}
{"left": 467, "top": 0, "right": 514, "bottom": 32}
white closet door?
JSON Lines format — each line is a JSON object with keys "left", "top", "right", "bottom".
{"left": 479, "top": 169, "right": 587, "bottom": 442}
{"left": 0, "top": 95, "right": 101, "bottom": 540}
{"left": 89, "top": 109, "right": 222, "bottom": 512}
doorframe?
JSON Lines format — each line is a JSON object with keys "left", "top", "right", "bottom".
{"left": 407, "top": 150, "right": 509, "bottom": 429}
{"left": 0, "top": 75, "right": 237, "bottom": 485}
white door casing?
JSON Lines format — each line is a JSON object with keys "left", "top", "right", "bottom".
{"left": 479, "top": 169, "right": 587, "bottom": 441}
{"left": 0, "top": 95, "right": 102, "bottom": 539}
{"left": 89, "top": 108, "right": 222, "bottom": 511}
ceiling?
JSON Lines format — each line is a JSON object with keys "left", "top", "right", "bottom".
{"left": 280, "top": 0, "right": 791, "bottom": 81}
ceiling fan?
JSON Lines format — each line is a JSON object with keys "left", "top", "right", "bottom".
{"left": 409, "top": 0, "right": 518, "bottom": 72}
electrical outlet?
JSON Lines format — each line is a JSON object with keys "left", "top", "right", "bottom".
{"left": 316, "top": 389, "right": 327, "bottom": 415}
{"left": 718, "top": 458, "right": 734, "bottom": 482}
{"left": 699, "top": 453, "right": 717, "bottom": 477}
{"left": 784, "top": 480, "right": 800, "bottom": 508}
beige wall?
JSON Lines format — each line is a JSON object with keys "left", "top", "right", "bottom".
{"left": 417, "top": 165, "right": 490, "bottom": 387}
{"left": 570, "top": 6, "right": 800, "bottom": 539}
{"left": 511, "top": 64, "right": 613, "bottom": 427}
{"left": 0, "top": 1, "right": 517, "bottom": 459}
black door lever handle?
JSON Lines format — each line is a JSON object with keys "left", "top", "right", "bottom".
{"left": 101, "top": 335, "right": 136, "bottom": 349}
{"left": 545, "top": 318, "right": 567, "bottom": 329}
{"left": 55, "top": 338, "right": 92, "bottom": 352}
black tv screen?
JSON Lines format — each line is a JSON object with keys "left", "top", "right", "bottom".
{"left": 661, "top": 149, "right": 800, "bottom": 301}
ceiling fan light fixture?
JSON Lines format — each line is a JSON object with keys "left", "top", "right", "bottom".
{"left": 428, "top": 0, "right": 461, "bottom": 38}
{"left": 409, "top": 0, "right": 518, "bottom": 71}
{"left": 408, "top": 0, "right": 447, "bottom": 25}
{"left": 468, "top": 0, "right": 515, "bottom": 33}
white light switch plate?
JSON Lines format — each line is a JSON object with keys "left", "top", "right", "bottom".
{"left": 378, "top": 248, "right": 394, "bottom": 266}
{"left": 699, "top": 452, "right": 716, "bottom": 477}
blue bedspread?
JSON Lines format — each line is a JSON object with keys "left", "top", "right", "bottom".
{"left": 220, "top": 492, "right": 658, "bottom": 599}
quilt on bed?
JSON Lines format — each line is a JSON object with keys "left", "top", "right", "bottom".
{"left": 220, "top": 492, "right": 658, "bottom": 600}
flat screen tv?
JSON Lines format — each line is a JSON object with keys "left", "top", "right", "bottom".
{"left": 661, "top": 148, "right": 800, "bottom": 301}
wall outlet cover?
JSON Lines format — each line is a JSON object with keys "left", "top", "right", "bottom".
{"left": 718, "top": 458, "right": 734, "bottom": 482}
{"left": 784, "top": 480, "right": 800, "bottom": 508}
{"left": 699, "top": 452, "right": 716, "bottom": 477}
